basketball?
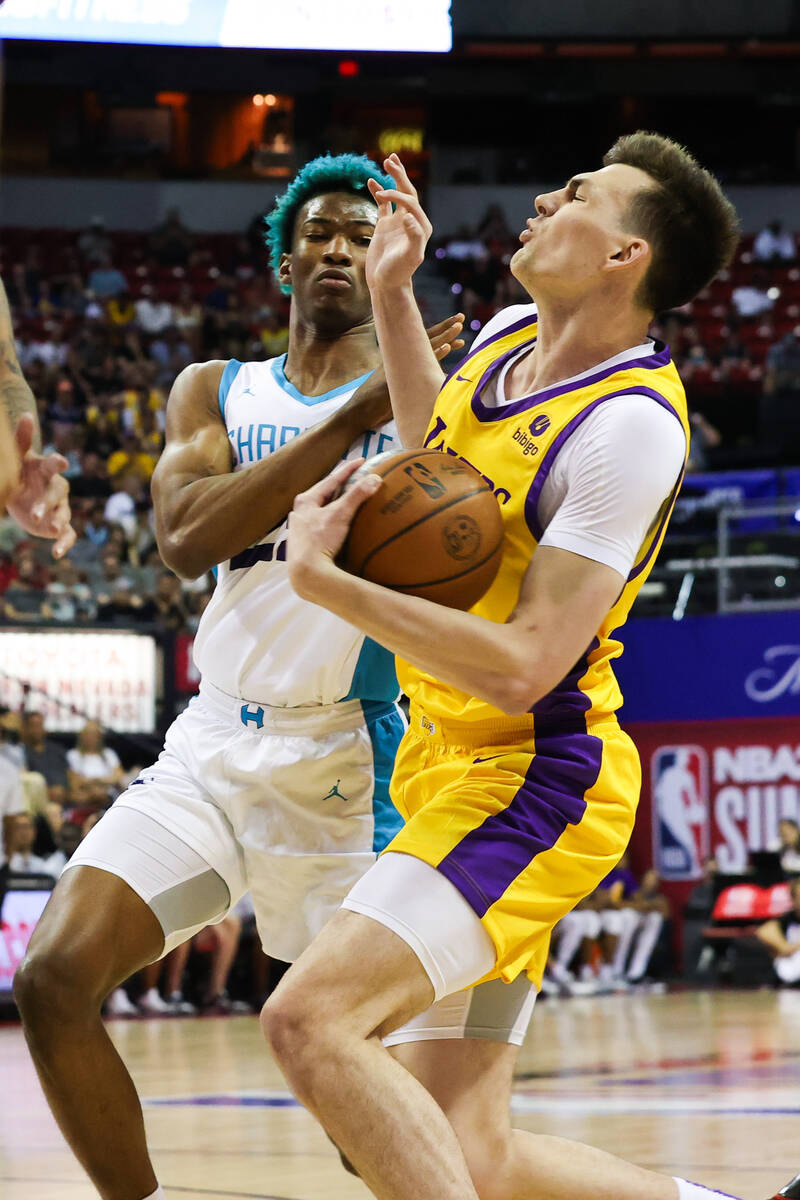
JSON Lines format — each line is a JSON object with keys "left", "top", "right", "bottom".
{"left": 340, "top": 448, "right": 504, "bottom": 610}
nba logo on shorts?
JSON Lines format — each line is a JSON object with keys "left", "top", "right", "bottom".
{"left": 651, "top": 745, "right": 709, "bottom": 881}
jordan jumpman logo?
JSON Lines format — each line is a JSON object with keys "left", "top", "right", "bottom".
{"left": 322, "top": 779, "right": 349, "bottom": 802}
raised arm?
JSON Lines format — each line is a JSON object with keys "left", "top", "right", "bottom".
{"left": 366, "top": 154, "right": 454, "bottom": 448}
{"left": 0, "top": 277, "right": 75, "bottom": 557}
{"left": 153, "top": 359, "right": 394, "bottom": 580}
{"left": 0, "top": 277, "right": 40, "bottom": 443}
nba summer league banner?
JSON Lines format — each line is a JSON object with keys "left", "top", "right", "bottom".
{"left": 616, "top": 611, "right": 800, "bottom": 925}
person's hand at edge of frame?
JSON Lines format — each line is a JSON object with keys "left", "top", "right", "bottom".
{"left": 6, "top": 414, "right": 77, "bottom": 559}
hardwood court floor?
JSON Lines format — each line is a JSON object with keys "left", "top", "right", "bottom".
{"left": 2, "top": 988, "right": 799, "bottom": 1199}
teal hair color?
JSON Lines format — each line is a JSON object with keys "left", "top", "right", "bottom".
{"left": 265, "top": 153, "right": 394, "bottom": 293}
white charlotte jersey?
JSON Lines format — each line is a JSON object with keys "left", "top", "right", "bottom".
{"left": 192, "top": 355, "right": 400, "bottom": 707}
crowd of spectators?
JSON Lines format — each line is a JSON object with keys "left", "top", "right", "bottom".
{"left": 1, "top": 205, "right": 291, "bottom": 634}
{"left": 542, "top": 853, "right": 672, "bottom": 997}
{"left": 1, "top": 204, "right": 799, "bottom": 631}
{"left": 540, "top": 818, "right": 800, "bottom": 1000}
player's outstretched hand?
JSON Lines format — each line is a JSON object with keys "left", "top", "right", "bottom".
{"left": 366, "top": 153, "right": 433, "bottom": 292}
{"left": 287, "top": 458, "right": 381, "bottom": 602}
{"left": 6, "top": 414, "right": 76, "bottom": 558}
{"left": 427, "top": 312, "right": 466, "bottom": 362}
{"left": 345, "top": 311, "right": 465, "bottom": 428}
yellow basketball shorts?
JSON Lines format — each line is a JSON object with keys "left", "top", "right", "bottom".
{"left": 386, "top": 704, "right": 641, "bottom": 988}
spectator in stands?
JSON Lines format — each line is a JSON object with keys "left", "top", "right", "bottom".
{"left": 687, "top": 410, "right": 722, "bottom": 471}
{"left": 259, "top": 310, "right": 290, "bottom": 357}
{"left": 45, "top": 558, "right": 96, "bottom": 623}
{"left": 0, "top": 747, "right": 24, "bottom": 867}
{"left": 148, "top": 325, "right": 193, "bottom": 385}
{"left": 107, "top": 290, "right": 137, "bottom": 329}
{"left": 95, "top": 576, "right": 151, "bottom": 625}
{"left": 755, "top": 876, "right": 800, "bottom": 986}
{"left": 1, "top": 547, "right": 52, "bottom": 623}
{"left": 760, "top": 329, "right": 800, "bottom": 462}
{"left": 103, "top": 473, "right": 143, "bottom": 538}
{"left": 764, "top": 328, "right": 800, "bottom": 395}
{"left": 624, "top": 869, "right": 671, "bottom": 984}
{"left": 5, "top": 812, "right": 50, "bottom": 875}
{"left": 42, "top": 426, "right": 82, "bottom": 480}
{"left": 58, "top": 272, "right": 90, "bottom": 317}
{"left": 21, "top": 711, "right": 69, "bottom": 806}
{"left": 683, "top": 856, "right": 720, "bottom": 980}
{"left": 753, "top": 219, "right": 796, "bottom": 265}
{"left": 89, "top": 543, "right": 141, "bottom": 601}
{"left": 685, "top": 856, "right": 719, "bottom": 923}
{"left": 0, "top": 709, "right": 26, "bottom": 771}
{"left": 66, "top": 720, "right": 124, "bottom": 808}
{"left": 78, "top": 216, "right": 112, "bottom": 267}
{"left": 134, "top": 285, "right": 175, "bottom": 336}
{"left": 150, "top": 207, "right": 193, "bottom": 268}
{"left": 88, "top": 542, "right": 135, "bottom": 592}
{"left": 596, "top": 853, "right": 641, "bottom": 987}
{"left": 70, "top": 453, "right": 111, "bottom": 504}
{"left": 38, "top": 814, "right": 84, "bottom": 879}
{"left": 107, "top": 431, "right": 157, "bottom": 486}
{"left": 128, "top": 502, "right": 157, "bottom": 568}
{"left": 87, "top": 253, "right": 129, "bottom": 301}
{"left": 718, "top": 328, "right": 752, "bottom": 371}
{"left": 151, "top": 570, "right": 189, "bottom": 631}
{"left": 731, "top": 266, "right": 775, "bottom": 320}
{"left": 173, "top": 283, "right": 203, "bottom": 351}
{"left": 545, "top": 896, "right": 603, "bottom": 995}
{"left": 47, "top": 378, "right": 84, "bottom": 427}
{"left": 779, "top": 818, "right": 800, "bottom": 877}
{"left": 28, "top": 320, "right": 69, "bottom": 371}
{"left": 203, "top": 272, "right": 235, "bottom": 312}
{"left": 77, "top": 502, "right": 111, "bottom": 557}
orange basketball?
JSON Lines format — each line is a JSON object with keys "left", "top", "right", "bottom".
{"left": 340, "top": 448, "right": 504, "bottom": 610}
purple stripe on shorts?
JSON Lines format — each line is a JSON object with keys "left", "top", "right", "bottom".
{"left": 437, "top": 727, "right": 603, "bottom": 918}
{"left": 471, "top": 341, "right": 672, "bottom": 424}
{"left": 524, "top": 385, "right": 685, "bottom": 542}
{"left": 436, "top": 644, "right": 602, "bottom": 918}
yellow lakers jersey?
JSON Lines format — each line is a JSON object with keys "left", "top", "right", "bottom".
{"left": 398, "top": 304, "right": 690, "bottom": 729}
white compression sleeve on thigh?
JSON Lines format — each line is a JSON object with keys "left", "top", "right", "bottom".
{"left": 674, "top": 1178, "right": 741, "bottom": 1199}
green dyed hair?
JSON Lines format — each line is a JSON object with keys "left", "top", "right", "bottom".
{"left": 265, "top": 153, "right": 394, "bottom": 293}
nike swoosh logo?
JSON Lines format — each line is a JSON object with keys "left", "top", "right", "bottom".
{"left": 456, "top": 374, "right": 472, "bottom": 382}
{"left": 473, "top": 753, "right": 506, "bottom": 764}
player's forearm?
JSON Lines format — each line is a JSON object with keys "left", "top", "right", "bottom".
{"left": 0, "top": 410, "right": 21, "bottom": 507}
{"left": 370, "top": 284, "right": 445, "bottom": 448}
{"left": 0, "top": 278, "right": 41, "bottom": 449}
{"left": 155, "top": 409, "right": 374, "bottom": 579}
{"left": 292, "top": 562, "right": 542, "bottom": 714}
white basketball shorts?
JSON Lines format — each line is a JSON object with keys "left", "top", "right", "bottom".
{"left": 65, "top": 680, "right": 405, "bottom": 963}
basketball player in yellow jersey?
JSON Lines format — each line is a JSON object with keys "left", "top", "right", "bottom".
{"left": 265, "top": 135, "right": 781, "bottom": 1200}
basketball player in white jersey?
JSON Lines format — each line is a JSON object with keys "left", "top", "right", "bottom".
{"left": 12, "top": 154, "right": 466, "bottom": 1200}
